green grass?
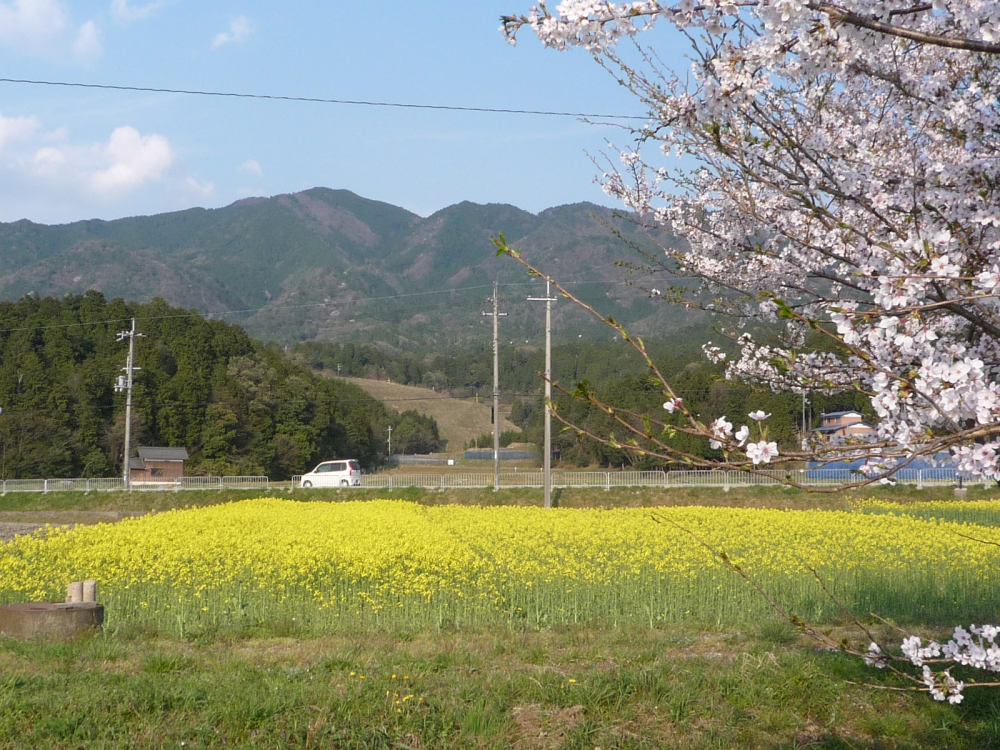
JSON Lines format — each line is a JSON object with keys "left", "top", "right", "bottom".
{"left": 1, "top": 481, "right": 995, "bottom": 517}
{"left": 1, "top": 625, "right": 998, "bottom": 749}
{"left": 853, "top": 499, "right": 1000, "bottom": 527}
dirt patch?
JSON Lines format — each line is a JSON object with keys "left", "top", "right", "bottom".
{"left": 0, "top": 511, "right": 145, "bottom": 543}
{"left": 512, "top": 704, "right": 586, "bottom": 749}
{"left": 0, "top": 523, "right": 44, "bottom": 542}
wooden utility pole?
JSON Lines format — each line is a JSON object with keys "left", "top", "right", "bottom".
{"left": 528, "top": 280, "right": 557, "bottom": 508}
{"left": 483, "top": 281, "right": 507, "bottom": 491}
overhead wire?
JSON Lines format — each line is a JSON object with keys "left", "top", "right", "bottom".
{"left": 0, "top": 78, "right": 645, "bottom": 122}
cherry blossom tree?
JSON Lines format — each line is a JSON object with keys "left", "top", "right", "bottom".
{"left": 499, "top": 2, "right": 1000, "bottom": 701}
{"left": 498, "top": 2, "right": 1000, "bottom": 484}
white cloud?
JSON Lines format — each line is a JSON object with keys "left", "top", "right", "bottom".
{"left": 0, "top": 0, "right": 101, "bottom": 62}
{"left": 72, "top": 19, "right": 101, "bottom": 63}
{"left": 0, "top": 0, "right": 67, "bottom": 43}
{"left": 0, "top": 118, "right": 214, "bottom": 219}
{"left": 109, "top": 0, "right": 165, "bottom": 23}
{"left": 0, "top": 112, "right": 39, "bottom": 149}
{"left": 90, "top": 126, "right": 174, "bottom": 194}
{"left": 31, "top": 145, "right": 67, "bottom": 177}
{"left": 240, "top": 159, "right": 262, "bottom": 177}
{"left": 184, "top": 175, "right": 214, "bottom": 199}
{"left": 211, "top": 15, "right": 251, "bottom": 49}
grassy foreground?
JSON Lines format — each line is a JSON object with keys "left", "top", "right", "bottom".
{"left": 3, "top": 624, "right": 1000, "bottom": 749}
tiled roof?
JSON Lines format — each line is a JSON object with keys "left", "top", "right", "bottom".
{"left": 137, "top": 446, "right": 189, "bottom": 461}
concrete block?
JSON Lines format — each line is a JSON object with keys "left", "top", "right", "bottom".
{"left": 83, "top": 580, "right": 97, "bottom": 603}
{"left": 66, "top": 581, "right": 83, "bottom": 603}
{"left": 0, "top": 602, "right": 104, "bottom": 639}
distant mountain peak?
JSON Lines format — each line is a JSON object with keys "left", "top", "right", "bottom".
{"left": 0, "top": 188, "right": 690, "bottom": 348}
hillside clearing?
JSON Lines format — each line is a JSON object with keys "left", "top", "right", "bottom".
{"left": 333, "top": 375, "right": 518, "bottom": 451}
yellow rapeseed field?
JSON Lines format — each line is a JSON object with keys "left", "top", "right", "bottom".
{"left": 1, "top": 499, "right": 996, "bottom": 633}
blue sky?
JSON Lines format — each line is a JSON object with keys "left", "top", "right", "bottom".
{"left": 0, "top": 1, "right": 690, "bottom": 225}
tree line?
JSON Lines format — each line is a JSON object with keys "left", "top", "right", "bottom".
{"left": 292, "top": 330, "right": 714, "bottom": 396}
{"left": 505, "top": 360, "right": 872, "bottom": 469}
{"left": 294, "top": 331, "right": 871, "bottom": 468}
{"left": 0, "top": 292, "right": 440, "bottom": 480}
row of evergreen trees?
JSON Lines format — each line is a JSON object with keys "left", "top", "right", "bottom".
{"left": 0, "top": 292, "right": 440, "bottom": 480}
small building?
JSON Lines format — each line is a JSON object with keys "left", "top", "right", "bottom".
{"left": 813, "top": 411, "right": 875, "bottom": 441}
{"left": 128, "top": 446, "right": 189, "bottom": 483}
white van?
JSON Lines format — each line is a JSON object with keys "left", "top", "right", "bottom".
{"left": 300, "top": 459, "right": 362, "bottom": 488}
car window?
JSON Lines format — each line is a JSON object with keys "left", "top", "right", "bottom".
{"left": 331, "top": 462, "right": 346, "bottom": 472}
{"left": 348, "top": 460, "right": 360, "bottom": 471}
{"left": 315, "top": 463, "right": 332, "bottom": 473}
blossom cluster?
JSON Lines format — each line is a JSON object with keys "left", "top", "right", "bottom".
{"left": 672, "top": 407, "right": 775, "bottom": 464}
{"left": 866, "top": 624, "right": 1000, "bottom": 703}
{"left": 506, "top": 2, "right": 1000, "bottom": 479}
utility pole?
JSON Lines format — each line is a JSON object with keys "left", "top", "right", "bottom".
{"left": 801, "top": 391, "right": 810, "bottom": 438}
{"left": 114, "top": 319, "right": 144, "bottom": 490}
{"left": 528, "top": 279, "right": 558, "bottom": 508}
{"left": 386, "top": 425, "right": 393, "bottom": 458}
{"left": 482, "top": 281, "right": 507, "bottom": 491}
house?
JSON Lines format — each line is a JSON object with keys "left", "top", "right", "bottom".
{"left": 813, "top": 411, "right": 875, "bottom": 441}
{"left": 128, "top": 446, "right": 189, "bottom": 483}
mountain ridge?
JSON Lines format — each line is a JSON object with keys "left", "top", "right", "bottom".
{"left": 0, "top": 188, "right": 701, "bottom": 348}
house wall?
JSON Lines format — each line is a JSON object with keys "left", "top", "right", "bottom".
{"left": 129, "top": 460, "right": 185, "bottom": 482}
{"left": 822, "top": 414, "right": 863, "bottom": 427}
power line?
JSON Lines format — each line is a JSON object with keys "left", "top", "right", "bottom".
{"left": 0, "top": 77, "right": 645, "bottom": 122}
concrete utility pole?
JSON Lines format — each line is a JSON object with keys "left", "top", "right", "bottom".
{"left": 114, "top": 319, "right": 144, "bottom": 490}
{"left": 528, "top": 279, "right": 558, "bottom": 508}
{"left": 482, "top": 281, "right": 507, "bottom": 491}
{"left": 386, "top": 425, "right": 393, "bottom": 458}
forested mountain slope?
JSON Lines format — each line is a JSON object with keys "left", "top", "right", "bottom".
{"left": 0, "top": 292, "right": 437, "bottom": 479}
{"left": 0, "top": 188, "right": 694, "bottom": 347}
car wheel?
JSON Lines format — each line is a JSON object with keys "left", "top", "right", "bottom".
{"left": 302, "top": 480, "right": 312, "bottom": 488}
{"left": 340, "top": 479, "right": 349, "bottom": 487}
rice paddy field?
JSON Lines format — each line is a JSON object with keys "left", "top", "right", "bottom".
{"left": 2, "top": 497, "right": 999, "bottom": 635}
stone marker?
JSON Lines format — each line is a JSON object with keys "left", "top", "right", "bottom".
{"left": 66, "top": 581, "right": 83, "bottom": 603}
{"left": 0, "top": 602, "right": 104, "bottom": 639}
{"left": 83, "top": 580, "right": 97, "bottom": 603}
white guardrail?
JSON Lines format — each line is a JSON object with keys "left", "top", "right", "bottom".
{"left": 0, "top": 469, "right": 976, "bottom": 495}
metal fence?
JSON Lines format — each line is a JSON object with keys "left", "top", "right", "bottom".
{"left": 0, "top": 475, "right": 270, "bottom": 494}
{"left": 0, "top": 468, "right": 977, "bottom": 495}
